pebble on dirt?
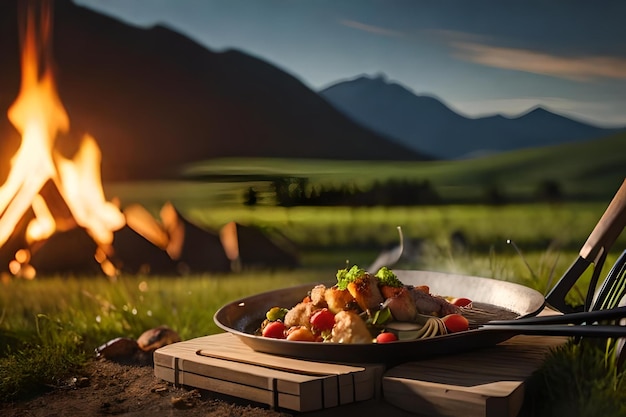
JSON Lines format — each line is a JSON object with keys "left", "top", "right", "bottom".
{"left": 95, "top": 325, "right": 181, "bottom": 365}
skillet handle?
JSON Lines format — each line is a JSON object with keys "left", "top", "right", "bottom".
{"left": 480, "top": 324, "right": 626, "bottom": 338}
{"left": 580, "top": 178, "right": 626, "bottom": 263}
{"left": 487, "top": 305, "right": 626, "bottom": 326}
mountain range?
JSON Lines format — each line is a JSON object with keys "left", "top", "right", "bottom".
{"left": 320, "top": 74, "right": 623, "bottom": 159}
{"left": 0, "top": 0, "right": 425, "bottom": 182}
{"left": 0, "top": 0, "right": 621, "bottom": 184}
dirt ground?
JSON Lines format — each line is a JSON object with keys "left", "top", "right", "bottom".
{"left": 1, "top": 359, "right": 293, "bottom": 417}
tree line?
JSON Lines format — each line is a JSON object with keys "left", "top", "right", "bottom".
{"left": 243, "top": 178, "right": 564, "bottom": 207}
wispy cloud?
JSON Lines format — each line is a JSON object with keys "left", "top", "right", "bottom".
{"left": 431, "top": 29, "right": 626, "bottom": 82}
{"left": 339, "top": 19, "right": 404, "bottom": 38}
{"left": 452, "top": 41, "right": 626, "bottom": 81}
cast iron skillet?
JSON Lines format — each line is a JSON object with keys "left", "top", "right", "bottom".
{"left": 213, "top": 270, "right": 545, "bottom": 364}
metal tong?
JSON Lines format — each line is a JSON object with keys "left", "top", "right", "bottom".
{"left": 546, "top": 178, "right": 626, "bottom": 314}
{"left": 480, "top": 305, "right": 626, "bottom": 338}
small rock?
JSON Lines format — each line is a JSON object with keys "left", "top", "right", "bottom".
{"left": 137, "top": 326, "right": 181, "bottom": 351}
{"left": 95, "top": 326, "right": 181, "bottom": 365}
{"left": 95, "top": 337, "right": 139, "bottom": 362}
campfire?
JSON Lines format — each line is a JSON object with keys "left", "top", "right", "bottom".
{"left": 0, "top": 1, "right": 297, "bottom": 279}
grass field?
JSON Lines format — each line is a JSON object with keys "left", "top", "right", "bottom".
{"left": 3, "top": 197, "right": 626, "bottom": 412}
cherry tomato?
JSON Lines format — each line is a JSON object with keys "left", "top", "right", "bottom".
{"left": 442, "top": 314, "right": 470, "bottom": 333}
{"left": 375, "top": 332, "right": 398, "bottom": 343}
{"left": 262, "top": 321, "right": 286, "bottom": 339}
{"left": 451, "top": 297, "right": 473, "bottom": 308}
{"left": 310, "top": 308, "right": 335, "bottom": 332}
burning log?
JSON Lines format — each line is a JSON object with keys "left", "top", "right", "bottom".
{"left": 109, "top": 225, "right": 177, "bottom": 276}
{"left": 38, "top": 179, "right": 77, "bottom": 233}
{"left": 123, "top": 204, "right": 168, "bottom": 250}
{"left": 220, "top": 221, "right": 299, "bottom": 271}
{"left": 28, "top": 227, "right": 101, "bottom": 276}
{"left": 160, "top": 202, "right": 230, "bottom": 274}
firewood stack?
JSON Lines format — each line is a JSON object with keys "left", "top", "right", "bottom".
{"left": 1, "top": 201, "right": 299, "bottom": 279}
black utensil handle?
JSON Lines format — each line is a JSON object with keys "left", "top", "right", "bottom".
{"left": 545, "top": 257, "right": 589, "bottom": 313}
{"left": 480, "top": 324, "right": 626, "bottom": 338}
{"left": 487, "top": 305, "right": 626, "bottom": 326}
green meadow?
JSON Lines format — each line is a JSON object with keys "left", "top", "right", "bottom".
{"left": 2, "top": 136, "right": 626, "bottom": 413}
{"left": 174, "top": 130, "right": 626, "bottom": 203}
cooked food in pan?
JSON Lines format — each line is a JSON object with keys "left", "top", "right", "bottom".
{"left": 258, "top": 266, "right": 475, "bottom": 344}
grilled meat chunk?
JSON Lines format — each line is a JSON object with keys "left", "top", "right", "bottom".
{"left": 310, "top": 284, "right": 328, "bottom": 308}
{"left": 284, "top": 302, "right": 319, "bottom": 329}
{"left": 384, "top": 285, "right": 459, "bottom": 320}
{"left": 324, "top": 286, "right": 357, "bottom": 314}
{"left": 410, "top": 288, "right": 460, "bottom": 317}
{"left": 330, "top": 310, "right": 373, "bottom": 344}
{"left": 346, "top": 273, "right": 384, "bottom": 312}
{"left": 384, "top": 287, "right": 418, "bottom": 322}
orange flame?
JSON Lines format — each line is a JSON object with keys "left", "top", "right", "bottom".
{"left": 0, "top": 2, "right": 125, "bottom": 275}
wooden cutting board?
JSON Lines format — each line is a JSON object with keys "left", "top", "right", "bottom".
{"left": 382, "top": 335, "right": 567, "bottom": 417}
{"left": 154, "top": 331, "right": 566, "bottom": 416}
{"left": 154, "top": 332, "right": 384, "bottom": 412}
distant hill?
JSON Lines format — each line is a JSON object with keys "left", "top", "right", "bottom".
{"left": 182, "top": 130, "right": 626, "bottom": 203}
{"left": 0, "top": 1, "right": 426, "bottom": 182}
{"left": 319, "top": 74, "right": 623, "bottom": 159}
{"left": 424, "top": 130, "right": 626, "bottom": 200}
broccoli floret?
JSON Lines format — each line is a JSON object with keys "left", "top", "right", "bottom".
{"left": 336, "top": 265, "right": 366, "bottom": 290}
{"left": 375, "top": 267, "right": 403, "bottom": 287}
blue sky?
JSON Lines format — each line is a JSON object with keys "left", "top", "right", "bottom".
{"left": 74, "top": 0, "right": 626, "bottom": 127}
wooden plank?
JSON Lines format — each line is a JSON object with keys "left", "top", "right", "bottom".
{"left": 154, "top": 332, "right": 381, "bottom": 412}
{"left": 154, "top": 363, "right": 274, "bottom": 406}
{"left": 279, "top": 391, "right": 321, "bottom": 412}
{"left": 354, "top": 365, "right": 384, "bottom": 401}
{"left": 153, "top": 364, "right": 175, "bottom": 384}
{"left": 322, "top": 375, "right": 339, "bottom": 408}
{"left": 155, "top": 364, "right": 276, "bottom": 407}
{"left": 157, "top": 341, "right": 325, "bottom": 391}
{"left": 157, "top": 343, "right": 276, "bottom": 390}
{"left": 155, "top": 354, "right": 322, "bottom": 411}
{"left": 382, "top": 335, "right": 567, "bottom": 417}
